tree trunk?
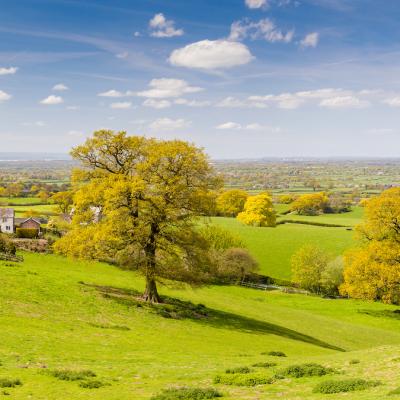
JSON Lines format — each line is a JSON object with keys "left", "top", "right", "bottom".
{"left": 142, "top": 275, "right": 161, "bottom": 303}
{"left": 142, "top": 223, "right": 161, "bottom": 303}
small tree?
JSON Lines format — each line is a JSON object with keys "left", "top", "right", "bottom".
{"left": 51, "top": 191, "right": 74, "bottom": 214}
{"left": 291, "top": 245, "right": 330, "bottom": 294}
{"left": 291, "top": 192, "right": 329, "bottom": 216}
{"left": 237, "top": 193, "right": 276, "bottom": 227}
{"left": 216, "top": 189, "right": 248, "bottom": 217}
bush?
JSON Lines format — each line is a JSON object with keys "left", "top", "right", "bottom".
{"left": 16, "top": 228, "right": 39, "bottom": 239}
{"left": 151, "top": 387, "right": 222, "bottom": 400}
{"left": 252, "top": 362, "right": 277, "bottom": 368}
{"left": 276, "top": 363, "right": 335, "bottom": 379}
{"left": 79, "top": 380, "right": 107, "bottom": 389}
{"left": 0, "top": 378, "right": 22, "bottom": 388}
{"left": 214, "top": 373, "right": 272, "bottom": 386}
{"left": 0, "top": 235, "right": 16, "bottom": 255}
{"left": 225, "top": 366, "right": 251, "bottom": 374}
{"left": 349, "top": 359, "right": 360, "bottom": 365}
{"left": 48, "top": 369, "right": 96, "bottom": 381}
{"left": 313, "top": 378, "right": 380, "bottom": 394}
{"left": 262, "top": 351, "right": 286, "bottom": 357}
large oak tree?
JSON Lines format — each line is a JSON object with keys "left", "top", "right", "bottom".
{"left": 55, "top": 130, "right": 221, "bottom": 302}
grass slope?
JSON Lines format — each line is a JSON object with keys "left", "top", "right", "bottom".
{"left": 209, "top": 217, "right": 354, "bottom": 279}
{"left": 1, "top": 253, "right": 400, "bottom": 399}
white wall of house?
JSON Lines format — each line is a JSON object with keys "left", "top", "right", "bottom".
{"left": 0, "top": 216, "right": 14, "bottom": 234}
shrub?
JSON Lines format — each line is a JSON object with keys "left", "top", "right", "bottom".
{"left": 252, "top": 362, "right": 277, "bottom": 368}
{"left": 349, "top": 359, "right": 360, "bottom": 365}
{"left": 214, "top": 374, "right": 272, "bottom": 387}
{"left": 276, "top": 363, "right": 335, "bottom": 379}
{"left": 225, "top": 366, "right": 251, "bottom": 374}
{"left": 48, "top": 369, "right": 96, "bottom": 381}
{"left": 313, "top": 378, "right": 380, "bottom": 394}
{"left": 16, "top": 228, "right": 39, "bottom": 239}
{"left": 0, "top": 378, "right": 22, "bottom": 388}
{"left": 0, "top": 235, "right": 16, "bottom": 255}
{"left": 263, "top": 351, "right": 286, "bottom": 357}
{"left": 79, "top": 380, "right": 107, "bottom": 389}
{"left": 151, "top": 387, "right": 222, "bottom": 400}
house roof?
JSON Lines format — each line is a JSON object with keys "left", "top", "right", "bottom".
{"left": 0, "top": 208, "right": 14, "bottom": 218}
{"left": 16, "top": 217, "right": 41, "bottom": 225}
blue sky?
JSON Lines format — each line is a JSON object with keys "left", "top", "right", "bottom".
{"left": 1, "top": 0, "right": 400, "bottom": 158}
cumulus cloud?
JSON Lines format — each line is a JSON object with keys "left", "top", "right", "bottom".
{"left": 116, "top": 51, "right": 129, "bottom": 59}
{"left": 300, "top": 32, "right": 319, "bottom": 48}
{"left": 142, "top": 99, "right": 171, "bottom": 109}
{"left": 229, "top": 18, "right": 294, "bottom": 43}
{"left": 110, "top": 101, "right": 132, "bottom": 109}
{"left": 0, "top": 67, "right": 18, "bottom": 75}
{"left": 149, "top": 13, "right": 183, "bottom": 38}
{"left": 319, "top": 96, "right": 370, "bottom": 109}
{"left": 149, "top": 118, "right": 191, "bottom": 131}
{"left": 40, "top": 95, "right": 63, "bottom": 105}
{"left": 0, "top": 90, "right": 11, "bottom": 102}
{"left": 245, "top": 0, "right": 269, "bottom": 9}
{"left": 216, "top": 121, "right": 280, "bottom": 131}
{"left": 383, "top": 97, "right": 400, "bottom": 107}
{"left": 53, "top": 83, "right": 68, "bottom": 91}
{"left": 169, "top": 40, "right": 253, "bottom": 70}
{"left": 137, "top": 78, "right": 202, "bottom": 98}
{"left": 98, "top": 89, "right": 135, "bottom": 97}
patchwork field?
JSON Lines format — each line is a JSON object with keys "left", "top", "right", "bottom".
{"left": 1, "top": 253, "right": 400, "bottom": 399}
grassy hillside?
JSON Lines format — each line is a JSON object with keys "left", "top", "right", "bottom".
{"left": 1, "top": 253, "right": 400, "bottom": 399}
{"left": 209, "top": 217, "right": 354, "bottom": 279}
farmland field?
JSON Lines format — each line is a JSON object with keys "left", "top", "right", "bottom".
{"left": 209, "top": 217, "right": 355, "bottom": 279}
{"left": 1, "top": 252, "right": 400, "bottom": 399}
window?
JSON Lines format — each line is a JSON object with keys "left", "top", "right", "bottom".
{"left": 6, "top": 226, "right": 10, "bottom": 231}
{"left": 2, "top": 218, "right": 6, "bottom": 223}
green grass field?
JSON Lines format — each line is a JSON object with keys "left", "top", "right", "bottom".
{"left": 13, "top": 204, "right": 58, "bottom": 217}
{"left": 0, "top": 197, "right": 42, "bottom": 205}
{"left": 209, "top": 217, "right": 355, "bottom": 279}
{"left": 1, "top": 253, "right": 400, "bottom": 399}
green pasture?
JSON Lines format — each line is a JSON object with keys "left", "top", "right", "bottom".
{"left": 1, "top": 252, "right": 400, "bottom": 399}
{"left": 209, "top": 217, "right": 355, "bottom": 279}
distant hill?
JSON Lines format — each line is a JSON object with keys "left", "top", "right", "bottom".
{"left": 0, "top": 152, "right": 71, "bottom": 161}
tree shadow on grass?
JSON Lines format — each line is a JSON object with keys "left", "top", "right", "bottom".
{"left": 358, "top": 309, "right": 400, "bottom": 320}
{"left": 80, "top": 282, "right": 345, "bottom": 352}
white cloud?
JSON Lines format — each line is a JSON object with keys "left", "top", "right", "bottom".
{"left": 0, "top": 90, "right": 11, "bottom": 102}
{"left": 40, "top": 95, "right": 63, "bottom": 105}
{"left": 217, "top": 97, "right": 247, "bottom": 108}
{"left": 296, "top": 88, "right": 351, "bottom": 99}
{"left": 53, "top": 83, "right": 69, "bottom": 91}
{"left": 98, "top": 89, "right": 135, "bottom": 98}
{"left": 216, "top": 122, "right": 242, "bottom": 130}
{"left": 149, "top": 13, "right": 183, "bottom": 38}
{"left": 229, "top": 19, "right": 294, "bottom": 43}
{"left": 68, "top": 130, "right": 84, "bottom": 137}
{"left": 319, "top": 96, "right": 370, "bottom": 109}
{"left": 0, "top": 67, "right": 18, "bottom": 75}
{"left": 133, "top": 31, "right": 141, "bottom": 37}
{"left": 143, "top": 99, "right": 171, "bottom": 109}
{"left": 137, "top": 78, "right": 202, "bottom": 98}
{"left": 116, "top": 52, "right": 129, "bottom": 59}
{"left": 300, "top": 32, "right": 319, "bottom": 48}
{"left": 110, "top": 101, "right": 132, "bottom": 109}
{"left": 174, "top": 98, "right": 211, "bottom": 107}
{"left": 245, "top": 0, "right": 269, "bottom": 9}
{"left": 274, "top": 93, "right": 304, "bottom": 109}
{"left": 169, "top": 40, "right": 253, "bottom": 70}
{"left": 383, "top": 97, "right": 400, "bottom": 107}
{"left": 149, "top": 118, "right": 191, "bottom": 131}
{"left": 21, "top": 121, "right": 46, "bottom": 127}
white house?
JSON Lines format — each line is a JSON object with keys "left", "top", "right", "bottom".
{"left": 0, "top": 208, "right": 15, "bottom": 233}
{"left": 0, "top": 208, "right": 41, "bottom": 234}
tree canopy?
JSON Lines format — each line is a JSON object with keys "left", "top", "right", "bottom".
{"left": 237, "top": 193, "right": 276, "bottom": 227}
{"left": 291, "top": 192, "right": 329, "bottom": 216}
{"left": 216, "top": 189, "right": 248, "bottom": 217}
{"left": 54, "top": 130, "right": 222, "bottom": 302}
{"left": 341, "top": 188, "right": 400, "bottom": 304}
